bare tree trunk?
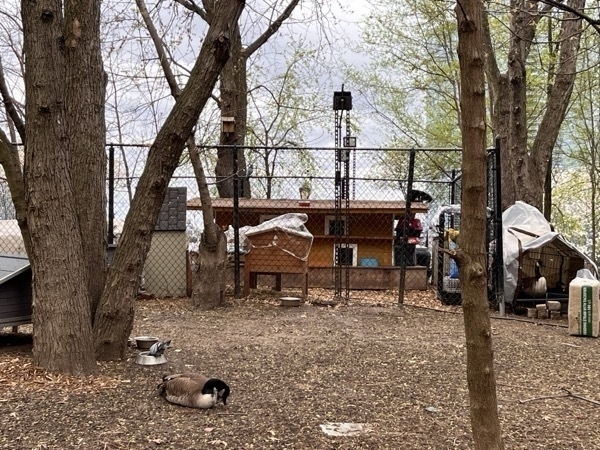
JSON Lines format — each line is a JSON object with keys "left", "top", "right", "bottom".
{"left": 210, "top": 0, "right": 300, "bottom": 198}
{"left": 136, "top": 0, "right": 228, "bottom": 308}
{"left": 192, "top": 225, "right": 228, "bottom": 308}
{"left": 528, "top": 0, "right": 583, "bottom": 209}
{"left": 456, "top": 1, "right": 504, "bottom": 448}
{"left": 215, "top": 26, "right": 251, "bottom": 198}
{"left": 64, "top": 0, "right": 107, "bottom": 316}
{"left": 484, "top": 1, "right": 584, "bottom": 211}
{"left": 94, "top": 0, "right": 245, "bottom": 360}
{"left": 188, "top": 139, "right": 228, "bottom": 308}
{"left": 176, "top": 0, "right": 300, "bottom": 199}
{"left": 22, "top": 0, "right": 96, "bottom": 374}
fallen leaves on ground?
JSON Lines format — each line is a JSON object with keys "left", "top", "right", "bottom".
{"left": 0, "top": 288, "right": 598, "bottom": 450}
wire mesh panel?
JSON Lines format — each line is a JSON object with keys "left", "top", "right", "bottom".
{"left": 0, "top": 145, "right": 26, "bottom": 256}
{"left": 432, "top": 145, "right": 502, "bottom": 306}
{"left": 0, "top": 141, "right": 505, "bottom": 305}
{"left": 184, "top": 145, "right": 466, "bottom": 302}
{"left": 103, "top": 144, "right": 496, "bottom": 303}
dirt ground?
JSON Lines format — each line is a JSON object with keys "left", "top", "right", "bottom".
{"left": 2, "top": 288, "right": 600, "bottom": 450}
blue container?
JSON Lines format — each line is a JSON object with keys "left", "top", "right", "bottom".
{"left": 360, "top": 258, "right": 379, "bottom": 267}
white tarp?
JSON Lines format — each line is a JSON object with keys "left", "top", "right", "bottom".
{"left": 503, "top": 201, "right": 597, "bottom": 303}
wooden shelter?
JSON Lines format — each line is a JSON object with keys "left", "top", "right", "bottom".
{"left": 0, "top": 254, "right": 32, "bottom": 329}
{"left": 187, "top": 198, "right": 429, "bottom": 291}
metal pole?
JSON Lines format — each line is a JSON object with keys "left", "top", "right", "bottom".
{"left": 494, "top": 136, "right": 505, "bottom": 316}
{"left": 398, "top": 148, "right": 415, "bottom": 305}
{"left": 334, "top": 109, "right": 342, "bottom": 301}
{"left": 233, "top": 145, "right": 240, "bottom": 298}
{"left": 108, "top": 145, "right": 115, "bottom": 245}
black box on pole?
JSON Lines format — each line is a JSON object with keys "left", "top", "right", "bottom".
{"left": 333, "top": 91, "right": 352, "bottom": 111}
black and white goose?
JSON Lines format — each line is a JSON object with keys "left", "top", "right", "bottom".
{"left": 157, "top": 373, "right": 230, "bottom": 409}
{"left": 522, "top": 259, "right": 547, "bottom": 298}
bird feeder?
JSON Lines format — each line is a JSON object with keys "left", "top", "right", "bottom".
{"left": 221, "top": 116, "right": 235, "bottom": 134}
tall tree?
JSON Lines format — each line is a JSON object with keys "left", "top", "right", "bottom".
{"left": 8, "top": 0, "right": 245, "bottom": 372}
{"left": 455, "top": 0, "right": 504, "bottom": 448}
{"left": 349, "top": 0, "right": 463, "bottom": 183}
{"left": 63, "top": 0, "right": 107, "bottom": 317}
{"left": 175, "top": 0, "right": 301, "bottom": 198}
{"left": 553, "top": 26, "right": 600, "bottom": 261}
{"left": 354, "top": 0, "right": 462, "bottom": 148}
{"left": 94, "top": 0, "right": 245, "bottom": 359}
{"left": 22, "top": 0, "right": 105, "bottom": 373}
{"left": 483, "top": 0, "right": 585, "bottom": 212}
{"left": 135, "top": 0, "right": 228, "bottom": 309}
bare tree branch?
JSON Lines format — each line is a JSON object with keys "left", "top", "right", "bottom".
{"left": 244, "top": 0, "right": 300, "bottom": 57}
{"left": 0, "top": 56, "right": 26, "bottom": 144}
{"left": 136, "top": 0, "right": 180, "bottom": 99}
{"left": 538, "top": 0, "right": 600, "bottom": 33}
{"left": 137, "top": 0, "right": 218, "bottom": 246}
{"left": 173, "top": 0, "right": 210, "bottom": 22}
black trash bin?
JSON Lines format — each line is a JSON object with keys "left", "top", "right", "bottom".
{"left": 394, "top": 214, "right": 422, "bottom": 266}
{"left": 394, "top": 239, "right": 417, "bottom": 266}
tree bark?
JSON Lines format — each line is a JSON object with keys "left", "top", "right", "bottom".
{"left": 191, "top": 227, "right": 228, "bottom": 308}
{"left": 529, "top": 0, "right": 583, "bottom": 208}
{"left": 188, "top": 139, "right": 228, "bottom": 308}
{"left": 483, "top": 0, "right": 583, "bottom": 211}
{"left": 63, "top": 0, "right": 107, "bottom": 316}
{"left": 22, "top": 0, "right": 97, "bottom": 374}
{"left": 215, "top": 25, "right": 251, "bottom": 198}
{"left": 456, "top": 1, "right": 504, "bottom": 448}
{"left": 93, "top": 0, "right": 245, "bottom": 360}
{"left": 208, "top": 0, "right": 300, "bottom": 198}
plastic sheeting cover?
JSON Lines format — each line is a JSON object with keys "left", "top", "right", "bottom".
{"left": 503, "top": 201, "right": 598, "bottom": 303}
{"left": 243, "top": 213, "right": 313, "bottom": 261}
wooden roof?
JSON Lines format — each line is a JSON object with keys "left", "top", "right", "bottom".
{"left": 187, "top": 198, "right": 429, "bottom": 214}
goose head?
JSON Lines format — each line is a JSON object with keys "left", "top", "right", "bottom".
{"left": 204, "top": 378, "right": 230, "bottom": 405}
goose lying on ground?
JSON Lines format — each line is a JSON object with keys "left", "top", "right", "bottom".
{"left": 157, "top": 373, "right": 230, "bottom": 409}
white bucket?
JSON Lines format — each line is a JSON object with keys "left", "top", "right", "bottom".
{"left": 568, "top": 273, "right": 600, "bottom": 337}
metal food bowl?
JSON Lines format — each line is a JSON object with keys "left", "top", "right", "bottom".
{"left": 280, "top": 296, "right": 301, "bottom": 307}
{"left": 135, "top": 351, "right": 167, "bottom": 366}
{"left": 135, "top": 336, "right": 159, "bottom": 350}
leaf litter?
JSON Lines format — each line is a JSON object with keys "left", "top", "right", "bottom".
{"left": 1, "top": 287, "right": 599, "bottom": 449}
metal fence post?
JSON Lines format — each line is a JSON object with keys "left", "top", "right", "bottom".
{"left": 494, "top": 136, "right": 505, "bottom": 316}
{"left": 108, "top": 145, "right": 115, "bottom": 245}
{"left": 398, "top": 148, "right": 416, "bottom": 306}
{"left": 232, "top": 145, "right": 240, "bottom": 298}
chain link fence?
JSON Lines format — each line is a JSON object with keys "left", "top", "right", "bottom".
{"left": 0, "top": 143, "right": 502, "bottom": 306}
{"left": 433, "top": 145, "right": 502, "bottom": 307}
{"left": 105, "top": 144, "right": 502, "bottom": 305}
